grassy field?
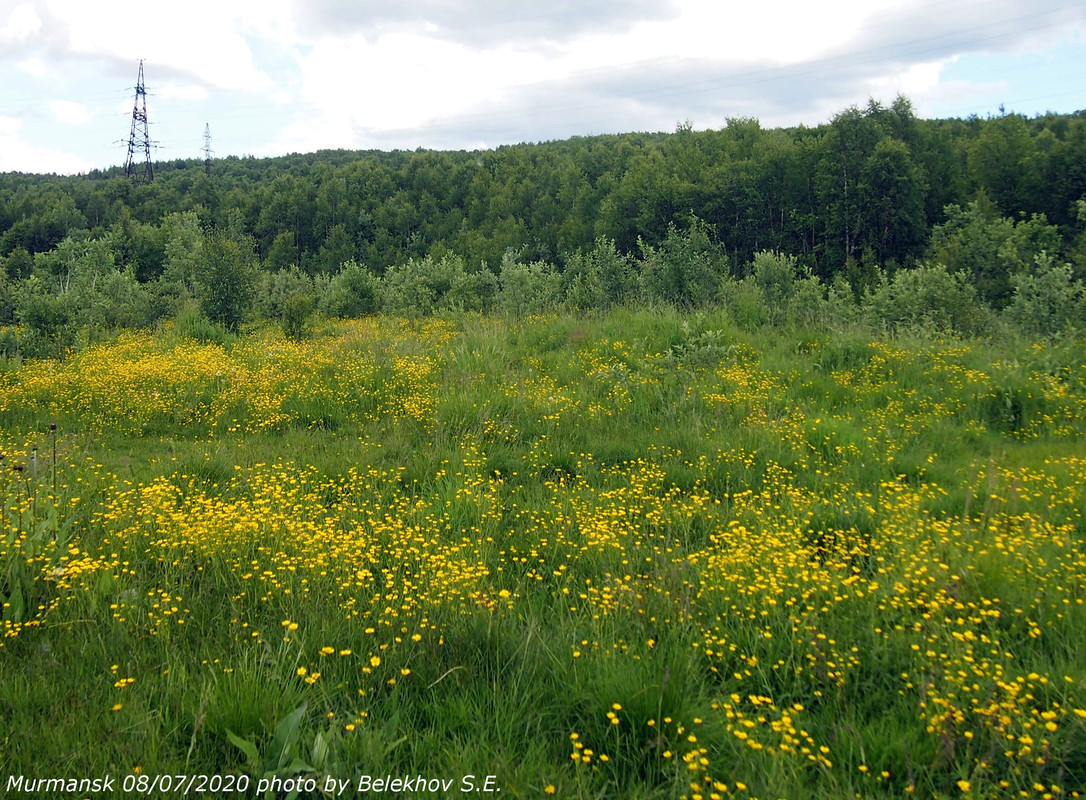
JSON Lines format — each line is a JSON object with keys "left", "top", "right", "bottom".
{"left": 1, "top": 309, "right": 1085, "bottom": 799}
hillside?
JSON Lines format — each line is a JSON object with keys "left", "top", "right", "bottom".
{"left": 1, "top": 97, "right": 1085, "bottom": 357}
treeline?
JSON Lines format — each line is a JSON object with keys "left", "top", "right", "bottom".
{"left": 1, "top": 214, "right": 1082, "bottom": 359}
{"left": 1, "top": 96, "right": 1085, "bottom": 355}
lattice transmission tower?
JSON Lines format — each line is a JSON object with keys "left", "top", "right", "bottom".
{"left": 202, "top": 123, "right": 214, "bottom": 176}
{"left": 123, "top": 60, "right": 154, "bottom": 185}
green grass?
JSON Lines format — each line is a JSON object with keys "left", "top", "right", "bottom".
{"left": 1, "top": 309, "right": 1085, "bottom": 799}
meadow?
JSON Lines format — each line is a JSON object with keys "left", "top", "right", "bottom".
{"left": 0, "top": 308, "right": 1084, "bottom": 799}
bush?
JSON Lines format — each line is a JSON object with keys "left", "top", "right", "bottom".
{"left": 563, "top": 238, "right": 632, "bottom": 310}
{"left": 323, "top": 260, "right": 379, "bottom": 318}
{"left": 785, "top": 272, "right": 831, "bottom": 330}
{"left": 13, "top": 275, "right": 80, "bottom": 358}
{"left": 639, "top": 218, "right": 728, "bottom": 307}
{"left": 380, "top": 257, "right": 451, "bottom": 317}
{"left": 379, "top": 254, "right": 488, "bottom": 317}
{"left": 930, "top": 198, "right": 1062, "bottom": 308}
{"left": 1004, "top": 252, "right": 1085, "bottom": 336}
{"left": 561, "top": 249, "right": 606, "bottom": 311}
{"left": 0, "top": 327, "right": 16, "bottom": 359}
{"left": 254, "top": 267, "right": 314, "bottom": 320}
{"left": 862, "top": 262, "right": 986, "bottom": 336}
{"left": 497, "top": 253, "right": 561, "bottom": 318}
{"left": 281, "top": 292, "right": 314, "bottom": 341}
{"left": 88, "top": 269, "right": 162, "bottom": 330}
{"left": 171, "top": 300, "right": 235, "bottom": 346}
{"left": 751, "top": 250, "right": 797, "bottom": 318}
{"left": 719, "top": 277, "right": 768, "bottom": 331}
{"left": 442, "top": 265, "right": 498, "bottom": 313}
{"left": 197, "top": 237, "right": 253, "bottom": 332}
{"left": 0, "top": 271, "right": 15, "bottom": 325}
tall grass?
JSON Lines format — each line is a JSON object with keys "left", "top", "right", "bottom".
{"left": 1, "top": 309, "right": 1084, "bottom": 799}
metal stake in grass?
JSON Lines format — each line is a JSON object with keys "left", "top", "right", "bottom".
{"left": 30, "top": 446, "right": 37, "bottom": 508}
{"left": 13, "top": 463, "right": 25, "bottom": 501}
{"left": 50, "top": 423, "right": 57, "bottom": 496}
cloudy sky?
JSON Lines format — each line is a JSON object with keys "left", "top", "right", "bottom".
{"left": 1, "top": 0, "right": 1083, "bottom": 175}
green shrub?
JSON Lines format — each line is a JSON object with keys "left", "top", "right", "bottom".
{"left": 751, "top": 250, "right": 797, "bottom": 320}
{"left": 0, "top": 270, "right": 17, "bottom": 325}
{"left": 562, "top": 237, "right": 631, "bottom": 310}
{"left": 862, "top": 262, "right": 986, "bottom": 336}
{"left": 1004, "top": 252, "right": 1085, "bottom": 336}
{"left": 719, "top": 277, "right": 768, "bottom": 330}
{"left": 930, "top": 198, "right": 1062, "bottom": 308}
{"left": 197, "top": 237, "right": 253, "bottom": 332}
{"left": 0, "top": 327, "right": 16, "bottom": 359}
{"left": 497, "top": 252, "right": 561, "bottom": 318}
{"left": 639, "top": 218, "right": 728, "bottom": 307}
{"left": 561, "top": 249, "right": 606, "bottom": 311}
{"left": 281, "top": 292, "right": 314, "bottom": 341}
{"left": 171, "top": 300, "right": 235, "bottom": 346}
{"left": 323, "top": 260, "right": 379, "bottom": 318}
{"left": 442, "top": 264, "right": 498, "bottom": 313}
{"left": 13, "top": 275, "right": 80, "bottom": 358}
{"left": 255, "top": 266, "right": 314, "bottom": 320}
{"left": 88, "top": 269, "right": 162, "bottom": 330}
{"left": 380, "top": 255, "right": 478, "bottom": 317}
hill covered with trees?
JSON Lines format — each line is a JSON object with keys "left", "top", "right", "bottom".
{"left": 1, "top": 96, "right": 1085, "bottom": 355}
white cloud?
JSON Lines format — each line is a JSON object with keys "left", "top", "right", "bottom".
{"left": 38, "top": 0, "right": 274, "bottom": 92}
{"left": 286, "top": 0, "right": 991, "bottom": 149}
{"left": 864, "top": 59, "right": 947, "bottom": 104}
{"left": 908, "top": 71, "right": 1011, "bottom": 119}
{"left": 158, "top": 84, "right": 210, "bottom": 102}
{"left": 288, "top": 0, "right": 679, "bottom": 47}
{"left": 867, "top": 58, "right": 1013, "bottom": 121}
{"left": 17, "top": 56, "right": 48, "bottom": 77}
{"left": 296, "top": 32, "right": 551, "bottom": 135}
{"left": 50, "top": 100, "right": 90, "bottom": 125}
{"left": 236, "top": 0, "right": 297, "bottom": 46}
{"left": 259, "top": 118, "right": 356, "bottom": 156}
{"left": 0, "top": 114, "right": 93, "bottom": 173}
{"left": 573, "top": 0, "right": 871, "bottom": 69}
{"left": 1, "top": 0, "right": 1084, "bottom": 174}
{"left": 1, "top": 2, "right": 41, "bottom": 40}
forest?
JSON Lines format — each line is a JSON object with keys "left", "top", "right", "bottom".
{"left": 1, "top": 96, "right": 1085, "bottom": 354}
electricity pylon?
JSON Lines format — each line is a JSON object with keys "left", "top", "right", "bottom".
{"left": 202, "top": 123, "right": 214, "bottom": 176}
{"left": 123, "top": 60, "right": 154, "bottom": 185}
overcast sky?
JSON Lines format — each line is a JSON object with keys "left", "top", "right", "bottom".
{"left": 1, "top": 0, "right": 1083, "bottom": 175}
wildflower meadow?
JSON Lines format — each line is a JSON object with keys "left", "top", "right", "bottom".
{"left": 1, "top": 309, "right": 1084, "bottom": 799}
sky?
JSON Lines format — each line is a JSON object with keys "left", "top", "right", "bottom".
{"left": 0, "top": 0, "right": 1083, "bottom": 175}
